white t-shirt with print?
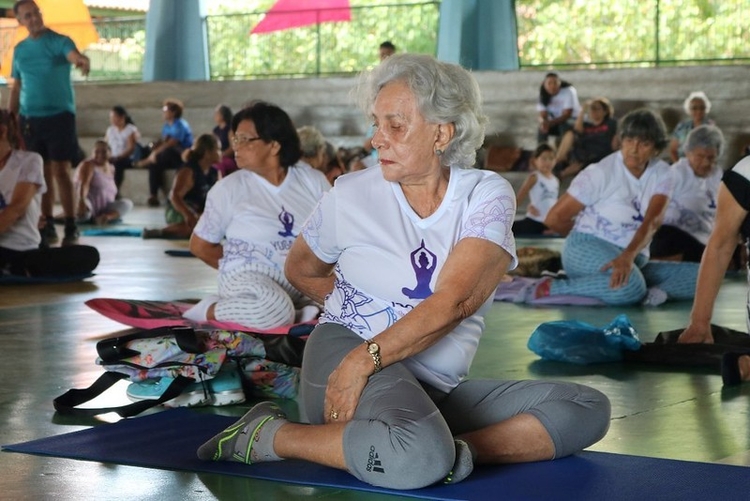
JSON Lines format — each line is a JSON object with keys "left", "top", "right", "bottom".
{"left": 566, "top": 151, "right": 674, "bottom": 256}
{"left": 661, "top": 157, "right": 721, "bottom": 245}
{"left": 526, "top": 172, "right": 560, "bottom": 222}
{"left": 194, "top": 164, "right": 330, "bottom": 274}
{"left": 105, "top": 123, "right": 140, "bottom": 158}
{"left": 300, "top": 165, "right": 518, "bottom": 393}
{"left": 0, "top": 150, "right": 46, "bottom": 251}
{"left": 536, "top": 86, "right": 581, "bottom": 120}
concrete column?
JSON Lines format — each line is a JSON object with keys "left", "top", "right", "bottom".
{"left": 143, "top": 0, "right": 209, "bottom": 81}
{"left": 437, "top": 0, "right": 519, "bottom": 71}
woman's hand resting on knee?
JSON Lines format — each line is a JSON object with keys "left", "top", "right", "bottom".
{"left": 324, "top": 347, "right": 372, "bottom": 424}
{"left": 601, "top": 252, "right": 636, "bottom": 289}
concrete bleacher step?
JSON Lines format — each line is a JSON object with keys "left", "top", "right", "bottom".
{"left": 118, "top": 167, "right": 176, "bottom": 206}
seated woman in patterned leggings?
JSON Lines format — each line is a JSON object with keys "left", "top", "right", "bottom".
{"left": 185, "top": 102, "right": 331, "bottom": 330}
{"left": 542, "top": 109, "right": 699, "bottom": 306}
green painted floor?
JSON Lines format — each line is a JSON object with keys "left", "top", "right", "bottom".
{"left": 1, "top": 208, "right": 749, "bottom": 500}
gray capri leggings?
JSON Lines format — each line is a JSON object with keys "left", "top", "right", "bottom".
{"left": 299, "top": 323, "right": 611, "bottom": 490}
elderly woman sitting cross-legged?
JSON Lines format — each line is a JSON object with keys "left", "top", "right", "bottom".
{"left": 542, "top": 109, "right": 700, "bottom": 306}
{"left": 196, "top": 54, "right": 611, "bottom": 490}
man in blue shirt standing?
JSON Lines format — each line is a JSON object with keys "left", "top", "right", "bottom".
{"left": 9, "top": 0, "right": 90, "bottom": 246}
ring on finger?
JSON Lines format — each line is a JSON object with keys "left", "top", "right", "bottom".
{"left": 330, "top": 410, "right": 339, "bottom": 420}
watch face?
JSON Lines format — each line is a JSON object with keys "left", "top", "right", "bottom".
{"left": 367, "top": 342, "right": 379, "bottom": 354}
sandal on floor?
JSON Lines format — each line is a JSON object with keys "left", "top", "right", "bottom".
{"left": 721, "top": 352, "right": 750, "bottom": 386}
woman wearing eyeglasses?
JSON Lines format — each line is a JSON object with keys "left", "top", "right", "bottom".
{"left": 669, "top": 91, "right": 715, "bottom": 164}
{"left": 186, "top": 102, "right": 331, "bottom": 329}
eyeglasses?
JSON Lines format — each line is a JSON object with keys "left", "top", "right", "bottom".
{"left": 690, "top": 106, "right": 706, "bottom": 111}
{"left": 232, "top": 135, "right": 264, "bottom": 147}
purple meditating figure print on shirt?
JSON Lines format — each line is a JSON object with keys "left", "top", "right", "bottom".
{"left": 631, "top": 197, "right": 644, "bottom": 222}
{"left": 401, "top": 240, "right": 437, "bottom": 299}
{"left": 707, "top": 189, "right": 717, "bottom": 209}
{"left": 278, "top": 206, "right": 295, "bottom": 237}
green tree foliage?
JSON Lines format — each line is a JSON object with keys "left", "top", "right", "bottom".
{"left": 206, "top": 1, "right": 439, "bottom": 80}
{"left": 84, "top": 0, "right": 749, "bottom": 81}
{"left": 85, "top": 18, "right": 145, "bottom": 81}
{"left": 516, "top": 0, "right": 750, "bottom": 68}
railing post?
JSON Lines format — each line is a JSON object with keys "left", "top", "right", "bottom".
{"left": 316, "top": 16, "right": 321, "bottom": 77}
{"left": 655, "top": 0, "right": 660, "bottom": 66}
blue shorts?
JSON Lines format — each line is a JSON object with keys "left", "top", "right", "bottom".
{"left": 20, "top": 112, "right": 79, "bottom": 163}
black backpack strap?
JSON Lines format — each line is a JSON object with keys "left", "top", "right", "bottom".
{"left": 97, "top": 326, "right": 204, "bottom": 363}
{"left": 53, "top": 372, "right": 195, "bottom": 418}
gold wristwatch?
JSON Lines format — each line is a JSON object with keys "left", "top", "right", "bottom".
{"left": 365, "top": 339, "right": 382, "bottom": 373}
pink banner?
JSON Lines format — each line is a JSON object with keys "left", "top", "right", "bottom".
{"left": 251, "top": 0, "right": 351, "bottom": 34}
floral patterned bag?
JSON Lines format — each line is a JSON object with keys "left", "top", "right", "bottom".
{"left": 53, "top": 326, "right": 307, "bottom": 417}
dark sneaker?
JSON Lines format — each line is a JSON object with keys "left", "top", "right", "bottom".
{"left": 142, "top": 228, "right": 163, "bottom": 239}
{"left": 147, "top": 196, "right": 160, "bottom": 207}
{"left": 40, "top": 221, "right": 59, "bottom": 246}
{"left": 62, "top": 225, "right": 79, "bottom": 247}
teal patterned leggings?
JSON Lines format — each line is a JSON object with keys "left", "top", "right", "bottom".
{"left": 549, "top": 231, "right": 698, "bottom": 305}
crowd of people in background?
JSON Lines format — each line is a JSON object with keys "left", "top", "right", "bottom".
{"left": 6, "top": 2, "right": 750, "bottom": 488}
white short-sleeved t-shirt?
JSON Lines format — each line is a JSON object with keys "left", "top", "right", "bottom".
{"left": 0, "top": 150, "right": 46, "bottom": 251}
{"left": 300, "top": 165, "right": 518, "bottom": 392}
{"left": 535, "top": 86, "right": 581, "bottom": 120}
{"left": 105, "top": 123, "right": 140, "bottom": 158}
{"left": 567, "top": 151, "right": 674, "bottom": 255}
{"left": 661, "top": 158, "right": 721, "bottom": 245}
{"left": 194, "top": 164, "right": 330, "bottom": 274}
{"left": 526, "top": 172, "right": 560, "bottom": 222}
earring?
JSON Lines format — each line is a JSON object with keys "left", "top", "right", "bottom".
{"left": 435, "top": 149, "right": 443, "bottom": 156}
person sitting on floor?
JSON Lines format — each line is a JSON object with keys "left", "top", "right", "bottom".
{"left": 650, "top": 125, "right": 725, "bottom": 263}
{"left": 513, "top": 144, "right": 560, "bottom": 236}
{"left": 542, "top": 109, "right": 699, "bottom": 306}
{"left": 195, "top": 53, "right": 610, "bottom": 490}
{"left": 212, "top": 103, "right": 237, "bottom": 177}
{"left": 0, "top": 109, "right": 99, "bottom": 278}
{"left": 297, "top": 125, "right": 327, "bottom": 174}
{"left": 74, "top": 140, "right": 133, "bottom": 225}
{"left": 536, "top": 72, "right": 581, "bottom": 145}
{"left": 554, "top": 97, "right": 619, "bottom": 178}
{"left": 184, "top": 102, "right": 330, "bottom": 329}
{"left": 105, "top": 105, "right": 141, "bottom": 194}
{"left": 668, "top": 91, "right": 715, "bottom": 164}
{"left": 322, "top": 142, "right": 346, "bottom": 185}
{"left": 135, "top": 98, "right": 194, "bottom": 207}
{"left": 678, "top": 153, "right": 750, "bottom": 384}
{"left": 142, "top": 134, "right": 221, "bottom": 240}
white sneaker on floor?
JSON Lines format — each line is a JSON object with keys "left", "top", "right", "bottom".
{"left": 642, "top": 287, "right": 668, "bottom": 306}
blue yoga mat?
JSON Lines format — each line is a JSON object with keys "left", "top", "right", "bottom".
{"left": 0, "top": 272, "right": 94, "bottom": 284}
{"left": 3, "top": 408, "right": 749, "bottom": 500}
{"left": 81, "top": 227, "right": 142, "bottom": 237}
